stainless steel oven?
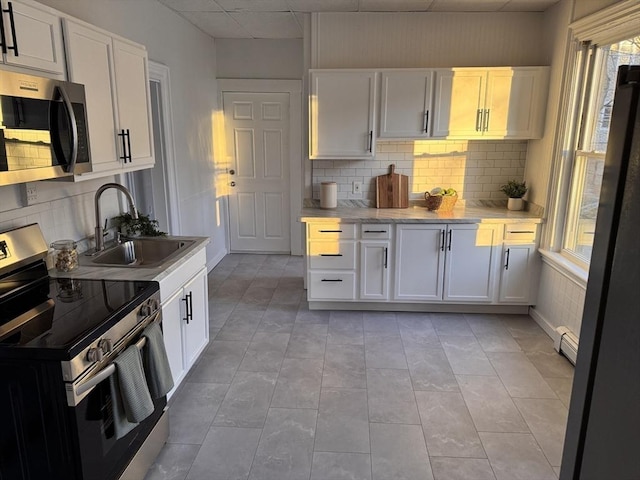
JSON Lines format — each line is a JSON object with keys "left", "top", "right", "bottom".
{"left": 0, "top": 224, "right": 169, "bottom": 480}
{"left": 0, "top": 70, "right": 92, "bottom": 185}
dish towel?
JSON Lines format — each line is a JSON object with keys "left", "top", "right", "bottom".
{"left": 112, "top": 344, "right": 155, "bottom": 423}
{"left": 109, "top": 374, "right": 138, "bottom": 440}
{"left": 141, "top": 322, "right": 174, "bottom": 398}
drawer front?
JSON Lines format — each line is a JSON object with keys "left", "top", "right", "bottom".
{"left": 308, "top": 223, "right": 357, "bottom": 240}
{"left": 361, "top": 224, "right": 391, "bottom": 240}
{"left": 308, "top": 271, "right": 356, "bottom": 300}
{"left": 504, "top": 223, "right": 538, "bottom": 242}
{"left": 308, "top": 241, "right": 357, "bottom": 269}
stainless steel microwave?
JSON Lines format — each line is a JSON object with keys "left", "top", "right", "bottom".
{"left": 0, "top": 70, "right": 92, "bottom": 186}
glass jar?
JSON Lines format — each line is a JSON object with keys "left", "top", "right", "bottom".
{"left": 51, "top": 240, "right": 78, "bottom": 272}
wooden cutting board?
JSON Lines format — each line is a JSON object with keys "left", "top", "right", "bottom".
{"left": 376, "top": 164, "right": 409, "bottom": 208}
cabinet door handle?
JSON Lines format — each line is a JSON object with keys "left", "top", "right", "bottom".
{"left": 423, "top": 111, "right": 429, "bottom": 133}
{"left": 125, "top": 129, "right": 132, "bottom": 162}
{"left": 319, "top": 253, "right": 343, "bottom": 257}
{"left": 321, "top": 279, "right": 343, "bottom": 282}
{"left": 0, "top": 3, "right": 7, "bottom": 54}
{"left": 364, "top": 230, "right": 387, "bottom": 233}
{"left": 182, "top": 295, "right": 190, "bottom": 324}
{"left": 2, "top": 2, "right": 18, "bottom": 56}
{"left": 447, "top": 230, "right": 452, "bottom": 251}
{"left": 509, "top": 230, "right": 535, "bottom": 234}
{"left": 476, "top": 109, "right": 482, "bottom": 131}
{"left": 118, "top": 129, "right": 130, "bottom": 163}
{"left": 483, "top": 109, "right": 490, "bottom": 131}
{"left": 367, "top": 131, "right": 373, "bottom": 152}
{"left": 504, "top": 248, "right": 510, "bottom": 270}
{"left": 384, "top": 247, "right": 388, "bottom": 269}
{"left": 440, "top": 229, "right": 445, "bottom": 252}
{"left": 319, "top": 229, "right": 342, "bottom": 233}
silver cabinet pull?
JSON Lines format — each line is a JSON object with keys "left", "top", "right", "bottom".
{"left": 483, "top": 109, "right": 490, "bottom": 131}
{"left": 476, "top": 109, "right": 482, "bottom": 131}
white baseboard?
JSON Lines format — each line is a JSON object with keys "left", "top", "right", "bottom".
{"left": 207, "top": 249, "right": 228, "bottom": 272}
{"left": 528, "top": 307, "right": 561, "bottom": 342}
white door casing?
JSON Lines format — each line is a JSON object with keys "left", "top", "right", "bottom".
{"left": 224, "top": 91, "right": 291, "bottom": 253}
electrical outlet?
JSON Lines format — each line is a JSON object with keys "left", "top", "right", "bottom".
{"left": 25, "top": 182, "right": 38, "bottom": 205}
{"left": 352, "top": 181, "right": 362, "bottom": 194}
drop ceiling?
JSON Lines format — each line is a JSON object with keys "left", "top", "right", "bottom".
{"left": 157, "top": 0, "right": 560, "bottom": 39}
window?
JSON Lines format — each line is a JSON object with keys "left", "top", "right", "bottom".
{"left": 561, "top": 36, "right": 640, "bottom": 266}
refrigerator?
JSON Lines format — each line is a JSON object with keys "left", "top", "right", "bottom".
{"left": 560, "top": 64, "right": 640, "bottom": 479}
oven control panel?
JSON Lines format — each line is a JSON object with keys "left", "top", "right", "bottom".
{"left": 60, "top": 291, "right": 162, "bottom": 382}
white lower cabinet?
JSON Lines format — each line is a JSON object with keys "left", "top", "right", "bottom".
{"left": 158, "top": 247, "right": 209, "bottom": 399}
{"left": 393, "top": 224, "right": 444, "bottom": 301}
{"left": 498, "top": 243, "right": 537, "bottom": 303}
{"left": 393, "top": 223, "right": 499, "bottom": 303}
{"left": 360, "top": 241, "right": 390, "bottom": 300}
{"left": 443, "top": 224, "right": 500, "bottom": 302}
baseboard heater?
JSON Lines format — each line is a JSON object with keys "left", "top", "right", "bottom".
{"left": 554, "top": 326, "right": 579, "bottom": 365}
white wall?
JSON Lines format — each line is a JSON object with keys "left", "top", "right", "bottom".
{"left": 313, "top": 12, "right": 547, "bottom": 69}
{"left": 0, "top": 0, "right": 226, "bottom": 268}
{"left": 216, "top": 39, "right": 303, "bottom": 79}
{"left": 524, "top": 0, "right": 573, "bottom": 209}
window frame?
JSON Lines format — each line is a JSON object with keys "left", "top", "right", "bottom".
{"left": 544, "top": 0, "right": 640, "bottom": 274}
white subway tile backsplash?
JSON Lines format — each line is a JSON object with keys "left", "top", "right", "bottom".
{"left": 312, "top": 140, "right": 528, "bottom": 202}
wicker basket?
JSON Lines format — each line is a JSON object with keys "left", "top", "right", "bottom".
{"left": 424, "top": 192, "right": 458, "bottom": 212}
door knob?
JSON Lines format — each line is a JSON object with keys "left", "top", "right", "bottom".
{"left": 230, "top": 181, "right": 236, "bottom": 187}
{"left": 229, "top": 169, "right": 235, "bottom": 175}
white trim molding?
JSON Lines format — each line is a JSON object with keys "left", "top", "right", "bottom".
{"left": 217, "top": 79, "right": 304, "bottom": 256}
{"left": 148, "top": 61, "right": 182, "bottom": 235}
{"left": 539, "top": 248, "right": 588, "bottom": 288}
{"left": 571, "top": 0, "right": 640, "bottom": 45}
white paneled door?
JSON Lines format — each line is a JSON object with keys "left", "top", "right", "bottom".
{"left": 223, "top": 92, "right": 291, "bottom": 253}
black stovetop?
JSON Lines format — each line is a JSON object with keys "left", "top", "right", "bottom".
{"left": 0, "top": 263, "right": 158, "bottom": 360}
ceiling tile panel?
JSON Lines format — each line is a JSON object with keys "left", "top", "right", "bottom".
{"left": 158, "top": 0, "right": 223, "bottom": 12}
{"left": 429, "top": 0, "right": 509, "bottom": 12}
{"left": 359, "top": 0, "right": 434, "bottom": 12}
{"left": 500, "top": 0, "right": 559, "bottom": 11}
{"left": 285, "top": 0, "right": 358, "bottom": 12}
{"left": 181, "top": 11, "right": 251, "bottom": 37}
{"left": 216, "top": 0, "right": 290, "bottom": 12}
{"left": 229, "top": 12, "right": 303, "bottom": 38}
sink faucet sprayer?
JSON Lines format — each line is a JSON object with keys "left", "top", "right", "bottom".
{"left": 94, "top": 183, "right": 138, "bottom": 252}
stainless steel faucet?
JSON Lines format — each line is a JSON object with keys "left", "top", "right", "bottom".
{"left": 94, "top": 183, "right": 138, "bottom": 252}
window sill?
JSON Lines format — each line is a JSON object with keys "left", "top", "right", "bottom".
{"left": 538, "top": 249, "right": 589, "bottom": 289}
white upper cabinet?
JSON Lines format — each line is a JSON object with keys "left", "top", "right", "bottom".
{"left": 63, "top": 18, "right": 154, "bottom": 179}
{"left": 0, "top": 0, "right": 65, "bottom": 75}
{"left": 379, "top": 70, "right": 435, "bottom": 138}
{"left": 433, "top": 67, "right": 549, "bottom": 139}
{"left": 310, "top": 70, "right": 377, "bottom": 159}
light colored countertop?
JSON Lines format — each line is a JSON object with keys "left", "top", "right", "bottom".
{"left": 49, "top": 236, "right": 210, "bottom": 282}
{"left": 299, "top": 205, "right": 543, "bottom": 224}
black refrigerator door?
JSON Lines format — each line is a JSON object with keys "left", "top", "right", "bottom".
{"left": 561, "top": 65, "right": 640, "bottom": 479}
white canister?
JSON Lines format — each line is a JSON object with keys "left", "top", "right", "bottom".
{"left": 320, "top": 182, "right": 338, "bottom": 209}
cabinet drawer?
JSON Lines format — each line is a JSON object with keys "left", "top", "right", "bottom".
{"left": 361, "top": 224, "right": 391, "bottom": 239}
{"left": 308, "top": 223, "right": 357, "bottom": 240}
{"left": 308, "top": 272, "right": 356, "bottom": 300}
{"left": 504, "top": 223, "right": 538, "bottom": 242}
{"left": 308, "top": 241, "right": 356, "bottom": 269}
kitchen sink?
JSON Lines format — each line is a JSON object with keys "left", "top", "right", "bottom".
{"left": 88, "top": 238, "right": 196, "bottom": 267}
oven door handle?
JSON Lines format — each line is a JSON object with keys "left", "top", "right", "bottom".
{"left": 52, "top": 85, "right": 79, "bottom": 173}
{"left": 75, "top": 335, "right": 148, "bottom": 397}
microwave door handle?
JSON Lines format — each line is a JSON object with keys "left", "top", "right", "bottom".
{"left": 55, "top": 85, "right": 78, "bottom": 173}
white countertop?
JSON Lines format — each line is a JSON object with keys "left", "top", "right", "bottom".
{"left": 49, "top": 236, "right": 210, "bottom": 282}
{"left": 299, "top": 205, "right": 543, "bottom": 224}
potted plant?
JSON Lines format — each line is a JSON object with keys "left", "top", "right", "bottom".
{"left": 113, "top": 212, "right": 167, "bottom": 237}
{"left": 500, "top": 180, "right": 528, "bottom": 211}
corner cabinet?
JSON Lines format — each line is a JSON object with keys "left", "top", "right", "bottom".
{"left": 309, "top": 70, "right": 377, "bottom": 159}
{"left": 0, "top": 0, "right": 65, "bottom": 75}
{"left": 433, "top": 67, "right": 549, "bottom": 139}
{"left": 498, "top": 223, "right": 540, "bottom": 304}
{"left": 157, "top": 246, "right": 209, "bottom": 399}
{"left": 62, "top": 18, "right": 154, "bottom": 179}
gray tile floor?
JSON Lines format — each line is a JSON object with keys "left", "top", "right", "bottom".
{"left": 145, "top": 254, "right": 574, "bottom": 480}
